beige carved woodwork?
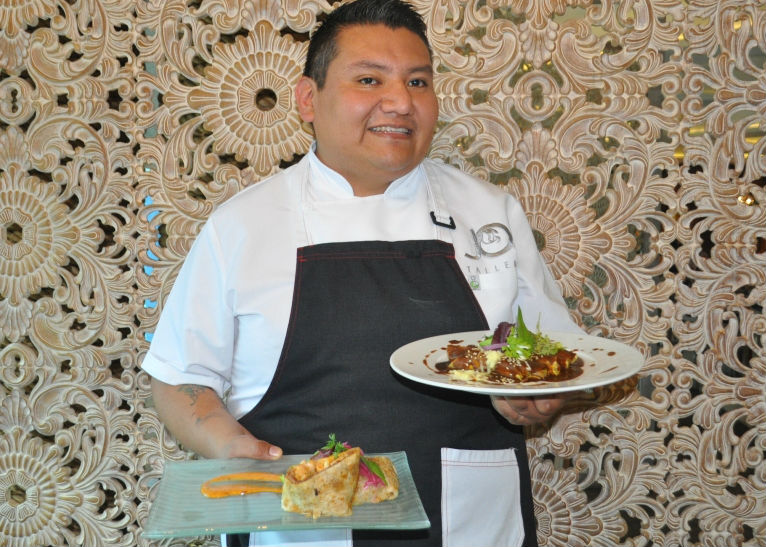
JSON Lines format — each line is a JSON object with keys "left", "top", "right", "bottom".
{"left": 0, "top": 0, "right": 764, "bottom": 545}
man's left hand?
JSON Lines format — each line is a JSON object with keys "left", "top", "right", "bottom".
{"left": 491, "top": 394, "right": 568, "bottom": 426}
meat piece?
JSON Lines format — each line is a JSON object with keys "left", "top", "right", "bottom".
{"left": 446, "top": 344, "right": 485, "bottom": 371}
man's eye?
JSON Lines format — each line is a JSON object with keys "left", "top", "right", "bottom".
{"left": 408, "top": 79, "right": 428, "bottom": 87}
{"left": 359, "top": 77, "right": 377, "bottom": 85}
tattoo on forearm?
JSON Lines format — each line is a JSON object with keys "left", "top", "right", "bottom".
{"left": 177, "top": 384, "right": 208, "bottom": 405}
{"left": 195, "top": 412, "right": 221, "bottom": 426}
{"left": 176, "top": 385, "right": 221, "bottom": 426}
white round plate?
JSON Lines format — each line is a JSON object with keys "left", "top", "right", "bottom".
{"left": 390, "top": 330, "right": 644, "bottom": 396}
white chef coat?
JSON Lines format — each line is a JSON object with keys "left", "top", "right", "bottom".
{"left": 142, "top": 146, "right": 581, "bottom": 419}
{"left": 142, "top": 146, "right": 582, "bottom": 547}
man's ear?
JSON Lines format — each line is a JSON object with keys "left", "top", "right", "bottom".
{"left": 295, "top": 76, "right": 317, "bottom": 123}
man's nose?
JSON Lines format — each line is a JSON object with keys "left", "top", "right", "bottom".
{"left": 380, "top": 81, "right": 413, "bottom": 114}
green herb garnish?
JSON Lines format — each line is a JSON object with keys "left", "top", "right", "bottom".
{"left": 482, "top": 309, "right": 565, "bottom": 360}
{"left": 360, "top": 457, "right": 386, "bottom": 485}
{"left": 315, "top": 434, "right": 386, "bottom": 484}
{"left": 503, "top": 308, "right": 536, "bottom": 359}
{"left": 316, "top": 433, "right": 347, "bottom": 457}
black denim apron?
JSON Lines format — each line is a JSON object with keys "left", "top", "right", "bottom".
{"left": 235, "top": 236, "right": 538, "bottom": 547}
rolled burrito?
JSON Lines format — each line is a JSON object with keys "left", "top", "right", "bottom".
{"left": 281, "top": 447, "right": 361, "bottom": 518}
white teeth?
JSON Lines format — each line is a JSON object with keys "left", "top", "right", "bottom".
{"left": 370, "top": 126, "right": 411, "bottom": 134}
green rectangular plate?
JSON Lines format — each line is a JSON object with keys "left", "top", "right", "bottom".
{"left": 143, "top": 451, "right": 429, "bottom": 539}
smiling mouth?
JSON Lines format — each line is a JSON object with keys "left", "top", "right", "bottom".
{"left": 369, "top": 126, "right": 412, "bottom": 135}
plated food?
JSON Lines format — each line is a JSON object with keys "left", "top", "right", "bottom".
{"left": 282, "top": 435, "right": 399, "bottom": 518}
{"left": 352, "top": 455, "right": 399, "bottom": 505}
{"left": 144, "top": 451, "right": 427, "bottom": 538}
{"left": 282, "top": 445, "right": 361, "bottom": 518}
{"left": 441, "top": 309, "right": 582, "bottom": 385}
{"left": 200, "top": 435, "right": 400, "bottom": 520}
{"left": 390, "top": 314, "right": 644, "bottom": 396}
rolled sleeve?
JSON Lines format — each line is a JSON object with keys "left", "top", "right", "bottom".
{"left": 141, "top": 221, "right": 235, "bottom": 397}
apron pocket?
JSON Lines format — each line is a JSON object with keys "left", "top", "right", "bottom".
{"left": 441, "top": 447, "right": 525, "bottom": 547}
{"left": 467, "top": 259, "right": 518, "bottom": 325}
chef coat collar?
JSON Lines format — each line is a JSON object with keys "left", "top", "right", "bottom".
{"left": 306, "top": 143, "right": 422, "bottom": 201}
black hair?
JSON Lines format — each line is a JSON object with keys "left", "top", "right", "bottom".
{"left": 304, "top": 0, "right": 432, "bottom": 89}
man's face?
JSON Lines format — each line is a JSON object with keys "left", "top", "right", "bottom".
{"left": 296, "top": 24, "right": 439, "bottom": 196}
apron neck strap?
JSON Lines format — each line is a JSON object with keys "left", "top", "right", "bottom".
{"left": 424, "top": 161, "right": 457, "bottom": 242}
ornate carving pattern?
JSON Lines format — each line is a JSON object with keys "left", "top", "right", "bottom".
{"left": 0, "top": 0, "right": 764, "bottom": 545}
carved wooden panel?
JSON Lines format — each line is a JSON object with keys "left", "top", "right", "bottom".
{"left": 0, "top": 0, "right": 764, "bottom": 545}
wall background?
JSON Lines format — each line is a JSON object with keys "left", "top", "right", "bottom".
{"left": 0, "top": 0, "right": 764, "bottom": 545}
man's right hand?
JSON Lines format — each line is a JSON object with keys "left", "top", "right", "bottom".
{"left": 150, "top": 377, "right": 282, "bottom": 460}
{"left": 221, "top": 433, "right": 283, "bottom": 460}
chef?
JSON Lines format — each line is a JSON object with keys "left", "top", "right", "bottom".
{"left": 142, "top": 1, "right": 583, "bottom": 546}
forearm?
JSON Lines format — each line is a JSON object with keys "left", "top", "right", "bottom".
{"left": 150, "top": 378, "right": 259, "bottom": 459}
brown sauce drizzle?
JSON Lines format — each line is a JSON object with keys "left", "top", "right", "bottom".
{"left": 432, "top": 356, "right": 585, "bottom": 384}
